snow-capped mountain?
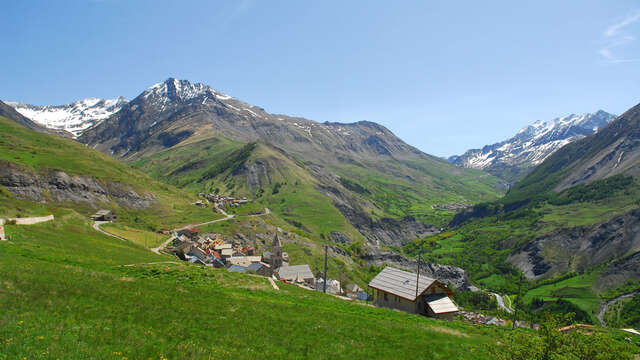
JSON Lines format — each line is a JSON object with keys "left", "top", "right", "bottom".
{"left": 448, "top": 110, "right": 617, "bottom": 182}
{"left": 79, "top": 78, "right": 423, "bottom": 160}
{"left": 5, "top": 97, "right": 128, "bottom": 137}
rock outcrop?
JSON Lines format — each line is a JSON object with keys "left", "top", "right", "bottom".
{"left": 361, "top": 249, "right": 472, "bottom": 291}
{"left": 0, "top": 162, "right": 155, "bottom": 209}
{"left": 508, "top": 208, "right": 640, "bottom": 280}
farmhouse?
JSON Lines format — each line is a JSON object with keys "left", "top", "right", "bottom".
{"left": 90, "top": 210, "right": 117, "bottom": 221}
{"left": 276, "top": 264, "right": 315, "bottom": 286}
{"left": 368, "top": 267, "right": 459, "bottom": 319}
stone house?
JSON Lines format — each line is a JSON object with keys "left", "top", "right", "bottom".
{"left": 90, "top": 210, "right": 117, "bottom": 221}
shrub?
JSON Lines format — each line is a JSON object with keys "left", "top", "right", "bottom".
{"left": 495, "top": 314, "right": 636, "bottom": 360}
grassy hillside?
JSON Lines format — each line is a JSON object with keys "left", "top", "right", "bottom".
{"left": 405, "top": 175, "right": 640, "bottom": 295}
{"left": 2, "top": 209, "right": 636, "bottom": 359}
{"left": 131, "top": 133, "right": 504, "bottom": 230}
{"left": 0, "top": 210, "right": 507, "bottom": 359}
{"left": 0, "top": 115, "right": 219, "bottom": 230}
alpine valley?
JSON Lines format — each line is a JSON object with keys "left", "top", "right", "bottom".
{"left": 4, "top": 77, "right": 640, "bottom": 346}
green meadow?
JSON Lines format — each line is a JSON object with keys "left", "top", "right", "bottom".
{"left": 1, "top": 211, "right": 510, "bottom": 360}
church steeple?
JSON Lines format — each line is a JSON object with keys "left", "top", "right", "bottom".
{"left": 272, "top": 232, "right": 282, "bottom": 248}
{"left": 270, "top": 232, "right": 283, "bottom": 269}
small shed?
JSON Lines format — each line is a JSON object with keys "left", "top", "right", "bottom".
{"left": 90, "top": 210, "right": 117, "bottom": 221}
{"left": 345, "top": 283, "right": 363, "bottom": 294}
{"left": 368, "top": 266, "right": 458, "bottom": 318}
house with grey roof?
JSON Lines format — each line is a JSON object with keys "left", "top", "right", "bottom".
{"left": 247, "top": 262, "right": 272, "bottom": 277}
{"left": 276, "top": 264, "right": 315, "bottom": 287}
{"left": 228, "top": 265, "right": 248, "bottom": 273}
{"left": 368, "top": 266, "right": 459, "bottom": 319}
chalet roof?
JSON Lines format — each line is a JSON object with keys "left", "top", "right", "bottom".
{"left": 368, "top": 267, "right": 435, "bottom": 302}
{"left": 95, "top": 210, "right": 112, "bottom": 216}
{"left": 424, "top": 294, "right": 459, "bottom": 314}
{"left": 214, "top": 243, "right": 232, "bottom": 250}
{"left": 277, "top": 264, "right": 314, "bottom": 281}
{"left": 221, "top": 249, "right": 233, "bottom": 256}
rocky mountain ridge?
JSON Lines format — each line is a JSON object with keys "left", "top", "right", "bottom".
{"left": 77, "top": 78, "right": 503, "bottom": 248}
{"left": 449, "top": 111, "right": 617, "bottom": 183}
{"left": 79, "top": 78, "right": 426, "bottom": 163}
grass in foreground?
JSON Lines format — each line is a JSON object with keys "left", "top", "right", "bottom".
{"left": 0, "top": 212, "right": 508, "bottom": 359}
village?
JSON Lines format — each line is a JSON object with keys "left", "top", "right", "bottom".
{"left": 193, "top": 192, "right": 250, "bottom": 209}
{"left": 85, "top": 198, "right": 577, "bottom": 328}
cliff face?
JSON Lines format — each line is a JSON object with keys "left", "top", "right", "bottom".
{"left": 507, "top": 208, "right": 640, "bottom": 286}
{"left": 0, "top": 161, "right": 155, "bottom": 209}
{"left": 360, "top": 250, "right": 472, "bottom": 291}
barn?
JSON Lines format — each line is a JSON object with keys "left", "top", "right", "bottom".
{"left": 368, "top": 266, "right": 459, "bottom": 319}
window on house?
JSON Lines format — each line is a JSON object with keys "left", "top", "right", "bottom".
{"left": 384, "top": 293, "right": 388, "bottom": 301}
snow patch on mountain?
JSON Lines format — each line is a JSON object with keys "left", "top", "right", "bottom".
{"left": 449, "top": 111, "right": 617, "bottom": 181}
{"left": 141, "top": 78, "right": 234, "bottom": 104}
{"left": 6, "top": 97, "right": 128, "bottom": 137}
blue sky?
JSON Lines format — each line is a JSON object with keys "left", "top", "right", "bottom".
{"left": 2, "top": 1, "right": 640, "bottom": 157}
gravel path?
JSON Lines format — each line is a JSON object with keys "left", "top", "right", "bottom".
{"left": 92, "top": 221, "right": 127, "bottom": 242}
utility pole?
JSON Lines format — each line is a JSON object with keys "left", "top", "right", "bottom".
{"left": 512, "top": 274, "right": 523, "bottom": 329}
{"left": 339, "top": 264, "right": 343, "bottom": 296}
{"left": 415, "top": 250, "right": 424, "bottom": 314}
{"left": 415, "top": 250, "right": 422, "bottom": 299}
{"left": 323, "top": 245, "right": 328, "bottom": 293}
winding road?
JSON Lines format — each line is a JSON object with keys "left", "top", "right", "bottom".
{"left": 92, "top": 221, "right": 127, "bottom": 242}
{"left": 597, "top": 290, "right": 640, "bottom": 326}
{"left": 492, "top": 293, "right": 514, "bottom": 314}
{"left": 94, "top": 207, "right": 271, "bottom": 255}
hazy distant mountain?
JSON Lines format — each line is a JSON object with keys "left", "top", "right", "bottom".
{"left": 6, "top": 97, "right": 128, "bottom": 137}
{"left": 448, "top": 111, "right": 617, "bottom": 183}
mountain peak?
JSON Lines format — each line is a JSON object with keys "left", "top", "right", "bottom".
{"left": 449, "top": 110, "right": 617, "bottom": 183}
{"left": 141, "top": 78, "right": 232, "bottom": 103}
